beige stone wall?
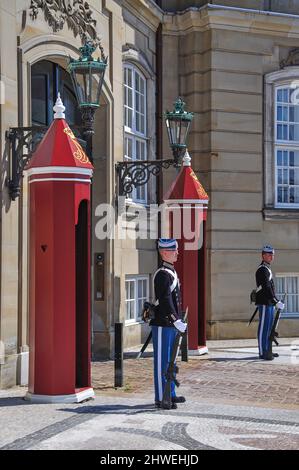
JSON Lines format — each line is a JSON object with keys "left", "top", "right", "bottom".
{"left": 0, "top": 1, "right": 20, "bottom": 388}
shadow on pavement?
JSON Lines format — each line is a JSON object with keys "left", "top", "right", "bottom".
{"left": 0, "top": 397, "right": 29, "bottom": 407}
{"left": 59, "top": 403, "right": 158, "bottom": 415}
{"left": 207, "top": 356, "right": 261, "bottom": 362}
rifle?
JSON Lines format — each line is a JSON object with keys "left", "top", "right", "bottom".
{"left": 269, "top": 293, "right": 286, "bottom": 352}
{"left": 161, "top": 308, "right": 188, "bottom": 410}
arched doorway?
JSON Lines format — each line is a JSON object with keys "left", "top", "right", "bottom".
{"left": 31, "top": 59, "right": 81, "bottom": 126}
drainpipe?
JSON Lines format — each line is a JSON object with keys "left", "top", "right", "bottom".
{"left": 156, "top": 23, "right": 163, "bottom": 206}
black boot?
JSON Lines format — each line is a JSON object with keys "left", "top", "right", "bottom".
{"left": 262, "top": 352, "right": 274, "bottom": 360}
{"left": 172, "top": 396, "right": 186, "bottom": 403}
{"left": 155, "top": 400, "right": 177, "bottom": 409}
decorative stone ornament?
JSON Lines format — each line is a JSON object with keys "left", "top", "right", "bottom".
{"left": 53, "top": 93, "right": 65, "bottom": 119}
{"left": 280, "top": 48, "right": 299, "bottom": 69}
{"left": 29, "top": 0, "right": 106, "bottom": 59}
{"left": 183, "top": 149, "right": 191, "bottom": 167}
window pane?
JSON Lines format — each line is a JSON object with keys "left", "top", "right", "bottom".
{"left": 276, "top": 276, "right": 299, "bottom": 314}
{"left": 278, "top": 186, "right": 288, "bottom": 203}
{"left": 283, "top": 151, "right": 288, "bottom": 166}
{"left": 288, "top": 151, "right": 299, "bottom": 167}
{"left": 138, "top": 280, "right": 142, "bottom": 298}
{"left": 128, "top": 88, "right": 133, "bottom": 108}
{"left": 136, "top": 112, "right": 140, "bottom": 132}
{"left": 125, "top": 136, "right": 133, "bottom": 161}
{"left": 277, "top": 105, "right": 288, "bottom": 121}
{"left": 290, "top": 186, "right": 299, "bottom": 203}
{"left": 137, "top": 300, "right": 143, "bottom": 318}
{"left": 289, "top": 169, "right": 299, "bottom": 185}
{"left": 283, "top": 88, "right": 289, "bottom": 103}
{"left": 277, "top": 150, "right": 282, "bottom": 166}
{"left": 276, "top": 277, "right": 284, "bottom": 297}
{"left": 283, "top": 125, "right": 288, "bottom": 140}
{"left": 283, "top": 187, "right": 288, "bottom": 202}
{"left": 289, "top": 106, "right": 299, "bottom": 122}
{"left": 128, "top": 109, "right": 133, "bottom": 128}
{"left": 283, "top": 169, "right": 288, "bottom": 184}
{"left": 32, "top": 75, "right": 48, "bottom": 125}
{"left": 131, "top": 281, "right": 136, "bottom": 299}
{"left": 128, "top": 68, "right": 132, "bottom": 87}
{"left": 135, "top": 73, "right": 139, "bottom": 92}
{"left": 277, "top": 89, "right": 283, "bottom": 102}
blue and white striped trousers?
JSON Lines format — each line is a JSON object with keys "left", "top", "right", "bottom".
{"left": 151, "top": 326, "right": 178, "bottom": 402}
{"left": 257, "top": 305, "right": 274, "bottom": 356}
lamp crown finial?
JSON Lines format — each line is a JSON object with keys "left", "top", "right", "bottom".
{"left": 183, "top": 149, "right": 191, "bottom": 167}
{"left": 54, "top": 93, "right": 66, "bottom": 119}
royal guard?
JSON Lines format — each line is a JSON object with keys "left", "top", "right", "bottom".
{"left": 255, "top": 245, "right": 285, "bottom": 360}
{"left": 150, "top": 238, "right": 187, "bottom": 409}
{"left": 25, "top": 94, "right": 94, "bottom": 403}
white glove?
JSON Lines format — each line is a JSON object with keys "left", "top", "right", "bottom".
{"left": 174, "top": 319, "right": 187, "bottom": 333}
{"left": 276, "top": 301, "right": 285, "bottom": 310}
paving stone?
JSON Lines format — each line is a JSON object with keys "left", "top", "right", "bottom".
{"left": 0, "top": 340, "right": 298, "bottom": 450}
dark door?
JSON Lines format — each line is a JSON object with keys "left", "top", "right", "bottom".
{"left": 31, "top": 60, "right": 81, "bottom": 126}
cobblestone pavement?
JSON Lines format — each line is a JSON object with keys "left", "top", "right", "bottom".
{"left": 0, "top": 339, "right": 298, "bottom": 451}
{"left": 91, "top": 343, "right": 299, "bottom": 409}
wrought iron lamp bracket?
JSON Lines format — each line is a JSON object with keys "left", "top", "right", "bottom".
{"left": 116, "top": 159, "right": 179, "bottom": 196}
{"left": 5, "top": 126, "right": 48, "bottom": 200}
{"left": 5, "top": 125, "right": 85, "bottom": 200}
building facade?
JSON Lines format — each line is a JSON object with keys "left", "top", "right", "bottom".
{"left": 1, "top": 0, "right": 299, "bottom": 388}
{"left": 159, "top": 0, "right": 299, "bottom": 340}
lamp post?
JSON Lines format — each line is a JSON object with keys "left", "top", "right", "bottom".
{"left": 117, "top": 97, "right": 194, "bottom": 196}
{"left": 164, "top": 97, "right": 194, "bottom": 165}
{"left": 68, "top": 40, "right": 108, "bottom": 161}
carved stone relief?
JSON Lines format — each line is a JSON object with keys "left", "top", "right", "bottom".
{"left": 29, "top": 0, "right": 106, "bottom": 59}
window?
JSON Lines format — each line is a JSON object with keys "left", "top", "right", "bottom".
{"left": 276, "top": 274, "right": 299, "bottom": 318}
{"left": 124, "top": 64, "right": 147, "bottom": 203}
{"left": 275, "top": 86, "right": 299, "bottom": 206}
{"left": 125, "top": 275, "right": 149, "bottom": 323}
{"left": 31, "top": 60, "right": 81, "bottom": 127}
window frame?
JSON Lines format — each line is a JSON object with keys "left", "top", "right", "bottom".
{"left": 274, "top": 85, "right": 299, "bottom": 208}
{"left": 125, "top": 275, "right": 150, "bottom": 324}
{"left": 124, "top": 63, "right": 147, "bottom": 138}
{"left": 265, "top": 68, "right": 299, "bottom": 212}
{"left": 275, "top": 273, "right": 299, "bottom": 318}
{"left": 123, "top": 63, "right": 148, "bottom": 204}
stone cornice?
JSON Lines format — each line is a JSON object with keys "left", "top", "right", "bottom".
{"left": 163, "top": 3, "right": 299, "bottom": 39}
{"left": 123, "top": 0, "right": 163, "bottom": 31}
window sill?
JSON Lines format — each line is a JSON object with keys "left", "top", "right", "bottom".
{"left": 263, "top": 208, "right": 299, "bottom": 221}
{"left": 281, "top": 313, "right": 299, "bottom": 319}
{"left": 125, "top": 199, "right": 149, "bottom": 219}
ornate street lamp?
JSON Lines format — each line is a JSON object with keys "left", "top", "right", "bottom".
{"left": 116, "top": 97, "right": 194, "bottom": 196}
{"left": 68, "top": 40, "right": 108, "bottom": 159}
{"left": 165, "top": 97, "right": 193, "bottom": 164}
